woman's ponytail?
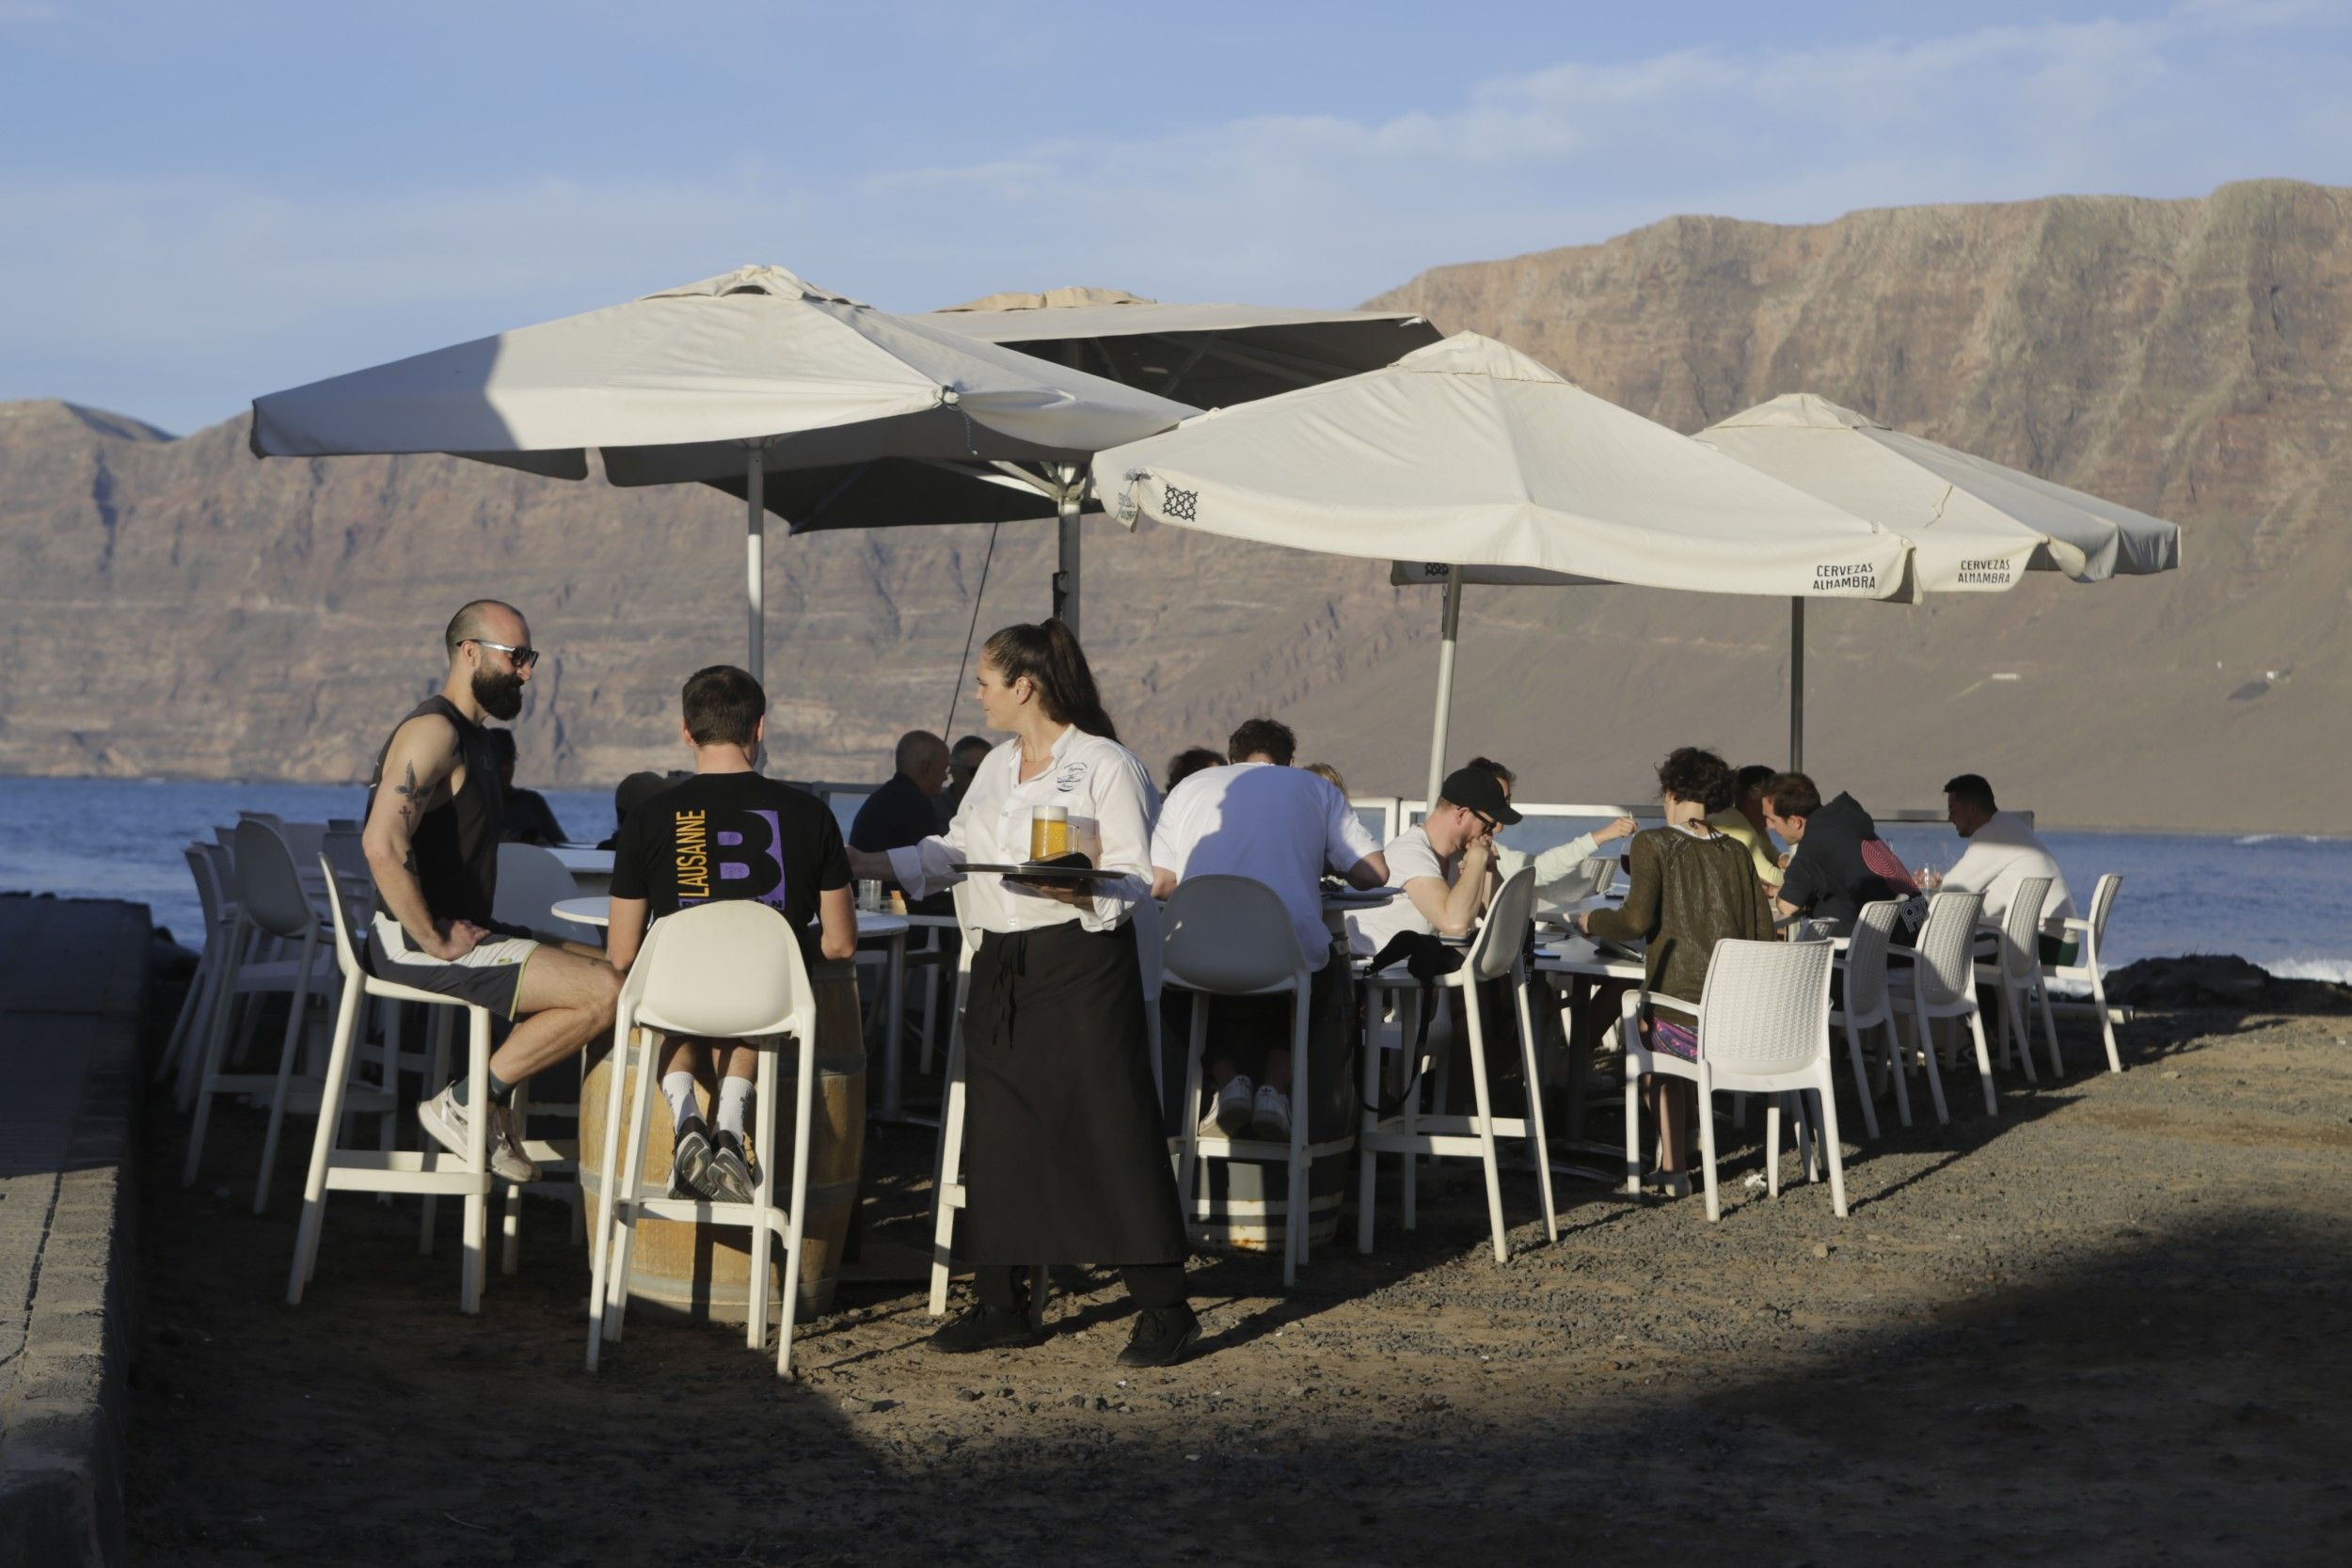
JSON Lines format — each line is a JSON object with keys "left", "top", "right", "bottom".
{"left": 982, "top": 617, "right": 1119, "bottom": 740}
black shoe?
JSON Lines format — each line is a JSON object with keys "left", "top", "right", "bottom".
{"left": 1117, "top": 1304, "right": 1201, "bottom": 1368}
{"left": 707, "top": 1128, "right": 757, "bottom": 1203}
{"left": 928, "top": 1305, "right": 1043, "bottom": 1354}
{"left": 668, "top": 1116, "right": 716, "bottom": 1200}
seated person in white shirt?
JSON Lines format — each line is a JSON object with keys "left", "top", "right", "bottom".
{"left": 1152, "top": 719, "right": 1387, "bottom": 1142}
{"left": 1346, "top": 768, "right": 1515, "bottom": 959}
{"left": 1937, "top": 773, "right": 2078, "bottom": 962}
{"left": 1461, "top": 756, "right": 1635, "bottom": 910}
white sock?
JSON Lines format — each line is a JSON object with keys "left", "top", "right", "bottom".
{"left": 717, "top": 1076, "right": 753, "bottom": 1137}
{"left": 660, "top": 1070, "right": 700, "bottom": 1131}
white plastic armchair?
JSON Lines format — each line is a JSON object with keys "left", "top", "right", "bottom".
{"left": 1885, "top": 890, "right": 1997, "bottom": 1117}
{"left": 1620, "top": 938, "right": 1845, "bottom": 1222}
{"left": 2043, "top": 873, "right": 2125, "bottom": 1075}
{"left": 1832, "top": 900, "right": 1915, "bottom": 1134}
{"left": 1976, "top": 876, "right": 2057, "bottom": 1083}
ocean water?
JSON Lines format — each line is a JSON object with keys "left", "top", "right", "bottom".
{"left": 3, "top": 777, "right": 2347, "bottom": 984}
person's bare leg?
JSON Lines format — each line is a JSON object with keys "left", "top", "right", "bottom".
{"left": 1263, "top": 1046, "right": 1293, "bottom": 1094}
{"left": 1654, "top": 1080, "right": 1692, "bottom": 1175}
{"left": 488, "top": 946, "right": 620, "bottom": 1085}
{"left": 658, "top": 1037, "right": 704, "bottom": 1082}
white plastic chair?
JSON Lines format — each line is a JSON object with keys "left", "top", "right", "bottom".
{"left": 1164, "top": 876, "right": 1339, "bottom": 1287}
{"left": 1885, "top": 890, "right": 1998, "bottom": 1117}
{"left": 488, "top": 842, "right": 590, "bottom": 1268}
{"left": 157, "top": 843, "right": 234, "bottom": 1094}
{"left": 1620, "top": 938, "right": 1846, "bottom": 1222}
{"left": 1831, "top": 900, "right": 1915, "bottom": 1135}
{"left": 2042, "top": 873, "right": 2125, "bottom": 1075}
{"left": 1357, "top": 867, "right": 1558, "bottom": 1264}
{"left": 287, "top": 855, "right": 499, "bottom": 1313}
{"left": 587, "top": 900, "right": 821, "bottom": 1376}
{"left": 183, "top": 820, "right": 367, "bottom": 1212}
{"left": 1977, "top": 875, "right": 2058, "bottom": 1083}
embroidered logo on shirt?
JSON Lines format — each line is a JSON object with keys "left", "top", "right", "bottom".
{"left": 1054, "top": 760, "right": 1090, "bottom": 794}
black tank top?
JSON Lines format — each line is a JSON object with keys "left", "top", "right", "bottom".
{"left": 364, "top": 695, "right": 504, "bottom": 927}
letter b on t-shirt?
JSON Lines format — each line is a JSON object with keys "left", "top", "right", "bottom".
{"left": 684, "top": 806, "right": 789, "bottom": 911}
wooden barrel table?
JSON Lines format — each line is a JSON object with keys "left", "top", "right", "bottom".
{"left": 1164, "top": 972, "right": 1355, "bottom": 1254}
{"left": 580, "top": 958, "right": 865, "bottom": 1321}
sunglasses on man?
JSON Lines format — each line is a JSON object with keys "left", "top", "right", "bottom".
{"left": 469, "top": 638, "right": 541, "bottom": 671}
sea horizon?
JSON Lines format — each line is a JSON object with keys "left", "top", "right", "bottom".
{"left": 5, "top": 773, "right": 2348, "bottom": 988}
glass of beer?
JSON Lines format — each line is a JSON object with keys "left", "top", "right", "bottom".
{"left": 1028, "top": 805, "right": 1071, "bottom": 862}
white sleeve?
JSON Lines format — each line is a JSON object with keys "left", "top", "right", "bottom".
{"left": 1148, "top": 782, "right": 1188, "bottom": 880}
{"left": 1084, "top": 746, "right": 1157, "bottom": 928}
{"left": 1938, "top": 841, "right": 1993, "bottom": 895}
{"left": 1326, "top": 786, "right": 1382, "bottom": 874}
{"left": 1530, "top": 832, "right": 1600, "bottom": 887}
{"left": 885, "top": 799, "right": 970, "bottom": 902}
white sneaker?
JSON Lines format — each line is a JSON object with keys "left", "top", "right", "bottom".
{"left": 1206, "top": 1075, "right": 1254, "bottom": 1138}
{"left": 417, "top": 1085, "right": 536, "bottom": 1183}
{"left": 1248, "top": 1084, "right": 1293, "bottom": 1142}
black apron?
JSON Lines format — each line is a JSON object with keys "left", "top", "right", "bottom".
{"left": 959, "top": 920, "right": 1186, "bottom": 1267}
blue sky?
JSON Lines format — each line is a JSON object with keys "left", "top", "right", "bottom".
{"left": 4, "top": 0, "right": 2348, "bottom": 434}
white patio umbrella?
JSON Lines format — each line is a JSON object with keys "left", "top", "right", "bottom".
{"left": 914, "top": 287, "right": 1440, "bottom": 637}
{"left": 1091, "top": 334, "right": 1912, "bottom": 803}
{"left": 1694, "top": 392, "right": 2184, "bottom": 768}
{"left": 250, "top": 266, "right": 1193, "bottom": 683}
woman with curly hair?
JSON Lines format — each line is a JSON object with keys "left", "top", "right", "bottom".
{"left": 1576, "top": 746, "right": 1776, "bottom": 1194}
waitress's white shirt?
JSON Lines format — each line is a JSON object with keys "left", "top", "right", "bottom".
{"left": 887, "top": 724, "right": 1156, "bottom": 934}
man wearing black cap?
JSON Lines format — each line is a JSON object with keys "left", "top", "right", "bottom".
{"left": 1345, "top": 767, "right": 1518, "bottom": 958}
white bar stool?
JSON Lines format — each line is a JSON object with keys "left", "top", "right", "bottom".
{"left": 1356, "top": 867, "right": 1558, "bottom": 1264}
{"left": 587, "top": 901, "right": 820, "bottom": 1376}
{"left": 288, "top": 854, "right": 498, "bottom": 1312}
{"left": 1164, "top": 876, "right": 1338, "bottom": 1287}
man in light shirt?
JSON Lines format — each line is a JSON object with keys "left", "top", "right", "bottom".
{"left": 1152, "top": 719, "right": 1387, "bottom": 1140}
{"left": 1346, "top": 767, "right": 1516, "bottom": 958}
{"left": 1937, "top": 773, "right": 2078, "bottom": 960}
{"left": 1462, "top": 756, "right": 1635, "bottom": 911}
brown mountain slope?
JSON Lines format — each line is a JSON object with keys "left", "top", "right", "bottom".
{"left": 2, "top": 180, "right": 2346, "bottom": 832}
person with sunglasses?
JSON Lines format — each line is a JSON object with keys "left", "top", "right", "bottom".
{"left": 1344, "top": 767, "right": 1518, "bottom": 959}
{"left": 358, "top": 599, "right": 620, "bottom": 1183}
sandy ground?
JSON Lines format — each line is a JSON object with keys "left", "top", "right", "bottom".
{"left": 127, "top": 991, "right": 2352, "bottom": 1567}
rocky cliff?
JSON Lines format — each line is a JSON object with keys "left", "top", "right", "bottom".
{"left": 3, "top": 179, "right": 2346, "bottom": 832}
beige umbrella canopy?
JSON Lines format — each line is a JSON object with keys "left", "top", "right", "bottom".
{"left": 249, "top": 266, "right": 1193, "bottom": 681}
{"left": 1094, "top": 333, "right": 1911, "bottom": 802}
{"left": 1692, "top": 392, "right": 2185, "bottom": 766}
{"left": 915, "top": 288, "right": 1440, "bottom": 631}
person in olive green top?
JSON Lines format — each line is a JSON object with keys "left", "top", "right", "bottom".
{"left": 1576, "top": 748, "right": 1776, "bottom": 1192}
{"left": 1705, "top": 762, "right": 1785, "bottom": 892}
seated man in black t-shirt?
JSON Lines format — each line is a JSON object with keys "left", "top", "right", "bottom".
{"left": 607, "top": 665, "right": 857, "bottom": 1202}
{"left": 1761, "top": 770, "right": 1922, "bottom": 940}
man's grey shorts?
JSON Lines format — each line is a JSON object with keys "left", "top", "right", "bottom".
{"left": 367, "top": 912, "right": 540, "bottom": 1020}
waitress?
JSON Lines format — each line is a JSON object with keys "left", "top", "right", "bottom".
{"left": 847, "top": 619, "right": 1197, "bottom": 1367}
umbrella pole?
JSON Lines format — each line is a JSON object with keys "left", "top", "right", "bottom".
{"left": 1423, "top": 575, "right": 1463, "bottom": 809}
{"left": 742, "top": 449, "right": 768, "bottom": 691}
{"left": 1053, "top": 464, "right": 1081, "bottom": 641}
{"left": 1788, "top": 597, "right": 1804, "bottom": 772}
